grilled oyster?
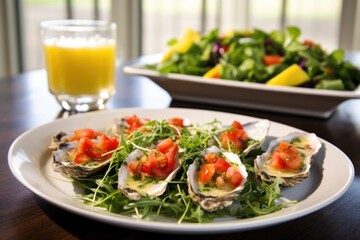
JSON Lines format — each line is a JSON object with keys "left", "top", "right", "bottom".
{"left": 112, "top": 115, "right": 150, "bottom": 136}
{"left": 118, "top": 138, "right": 181, "bottom": 200}
{"left": 254, "top": 132, "right": 322, "bottom": 187}
{"left": 50, "top": 129, "right": 119, "bottom": 178}
{"left": 219, "top": 119, "right": 270, "bottom": 156}
{"left": 187, "top": 146, "right": 248, "bottom": 212}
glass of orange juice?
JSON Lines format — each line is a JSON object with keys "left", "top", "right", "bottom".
{"left": 41, "top": 20, "right": 117, "bottom": 112}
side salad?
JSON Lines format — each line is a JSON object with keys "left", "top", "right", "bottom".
{"left": 147, "top": 26, "right": 360, "bottom": 91}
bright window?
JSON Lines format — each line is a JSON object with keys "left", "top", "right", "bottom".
{"left": 11, "top": 0, "right": 348, "bottom": 72}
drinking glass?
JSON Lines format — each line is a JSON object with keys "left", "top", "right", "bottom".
{"left": 41, "top": 20, "right": 117, "bottom": 112}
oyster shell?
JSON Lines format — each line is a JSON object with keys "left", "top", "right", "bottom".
{"left": 187, "top": 146, "right": 248, "bottom": 212}
{"left": 112, "top": 115, "right": 150, "bottom": 136}
{"left": 50, "top": 131, "right": 116, "bottom": 178}
{"left": 242, "top": 119, "right": 270, "bottom": 155}
{"left": 254, "top": 132, "right": 322, "bottom": 187}
{"left": 118, "top": 142, "right": 181, "bottom": 201}
{"left": 219, "top": 119, "right": 270, "bottom": 156}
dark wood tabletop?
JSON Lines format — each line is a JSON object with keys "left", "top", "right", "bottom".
{"left": 1, "top": 56, "right": 359, "bottom": 240}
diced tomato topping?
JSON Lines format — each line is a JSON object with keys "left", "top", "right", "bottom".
{"left": 72, "top": 129, "right": 119, "bottom": 164}
{"left": 140, "top": 158, "right": 151, "bottom": 175}
{"left": 220, "top": 121, "right": 249, "bottom": 152}
{"left": 71, "top": 128, "right": 101, "bottom": 141}
{"left": 199, "top": 151, "right": 243, "bottom": 189}
{"left": 269, "top": 141, "right": 303, "bottom": 171}
{"left": 74, "top": 153, "right": 92, "bottom": 164}
{"left": 263, "top": 55, "right": 282, "bottom": 66}
{"left": 214, "top": 157, "right": 231, "bottom": 173}
{"left": 126, "top": 115, "right": 144, "bottom": 133}
{"left": 231, "top": 121, "right": 243, "bottom": 129}
{"left": 269, "top": 153, "right": 287, "bottom": 170}
{"left": 128, "top": 138, "right": 179, "bottom": 179}
{"left": 168, "top": 117, "right": 184, "bottom": 128}
{"left": 204, "top": 152, "right": 218, "bottom": 163}
{"left": 81, "top": 138, "right": 104, "bottom": 159}
{"left": 128, "top": 161, "right": 139, "bottom": 175}
{"left": 198, "top": 164, "right": 215, "bottom": 184}
{"left": 225, "top": 167, "right": 243, "bottom": 187}
{"left": 157, "top": 138, "right": 174, "bottom": 153}
{"left": 99, "top": 134, "right": 119, "bottom": 153}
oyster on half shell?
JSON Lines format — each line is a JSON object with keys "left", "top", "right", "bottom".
{"left": 50, "top": 131, "right": 117, "bottom": 178}
{"left": 187, "top": 146, "right": 248, "bottom": 212}
{"left": 218, "top": 119, "right": 270, "bottom": 156}
{"left": 254, "top": 132, "right": 322, "bottom": 187}
{"left": 118, "top": 139, "right": 181, "bottom": 201}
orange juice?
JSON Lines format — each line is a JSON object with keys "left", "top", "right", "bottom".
{"left": 44, "top": 38, "right": 116, "bottom": 95}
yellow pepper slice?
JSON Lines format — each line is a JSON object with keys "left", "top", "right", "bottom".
{"left": 266, "top": 64, "right": 310, "bottom": 86}
{"left": 162, "top": 28, "right": 201, "bottom": 62}
{"left": 203, "top": 64, "right": 221, "bottom": 78}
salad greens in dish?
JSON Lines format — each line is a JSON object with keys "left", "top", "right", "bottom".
{"left": 50, "top": 115, "right": 304, "bottom": 223}
{"left": 147, "top": 26, "right": 360, "bottom": 91}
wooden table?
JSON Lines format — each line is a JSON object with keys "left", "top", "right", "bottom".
{"left": 1, "top": 58, "right": 359, "bottom": 239}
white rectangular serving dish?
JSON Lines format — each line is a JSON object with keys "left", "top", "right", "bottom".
{"left": 123, "top": 54, "right": 360, "bottom": 118}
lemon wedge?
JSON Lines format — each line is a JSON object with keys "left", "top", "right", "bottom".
{"left": 266, "top": 64, "right": 310, "bottom": 86}
{"left": 162, "top": 28, "right": 201, "bottom": 62}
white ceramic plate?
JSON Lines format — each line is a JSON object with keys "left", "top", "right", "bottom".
{"left": 8, "top": 108, "right": 354, "bottom": 234}
{"left": 123, "top": 54, "right": 360, "bottom": 118}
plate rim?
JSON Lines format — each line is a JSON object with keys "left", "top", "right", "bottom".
{"left": 7, "top": 107, "right": 355, "bottom": 234}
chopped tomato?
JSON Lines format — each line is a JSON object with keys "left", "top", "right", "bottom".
{"left": 71, "top": 128, "right": 101, "bottom": 141}
{"left": 214, "top": 157, "right": 231, "bottom": 173}
{"left": 220, "top": 121, "right": 249, "bottom": 152}
{"left": 269, "top": 153, "right": 287, "bottom": 170}
{"left": 129, "top": 138, "right": 179, "bottom": 179}
{"left": 204, "top": 152, "right": 218, "bottom": 163}
{"left": 199, "top": 151, "right": 244, "bottom": 189}
{"left": 147, "top": 151, "right": 169, "bottom": 178}
{"left": 231, "top": 121, "right": 244, "bottom": 130}
{"left": 98, "top": 135, "right": 119, "bottom": 153}
{"left": 225, "top": 167, "right": 243, "bottom": 187}
{"left": 74, "top": 153, "right": 92, "bottom": 164}
{"left": 263, "top": 55, "right": 282, "bottom": 66}
{"left": 140, "top": 158, "right": 151, "bottom": 175}
{"left": 269, "top": 141, "right": 303, "bottom": 171}
{"left": 127, "top": 161, "right": 139, "bottom": 175}
{"left": 81, "top": 138, "right": 106, "bottom": 159}
{"left": 198, "top": 164, "right": 215, "bottom": 184}
{"left": 126, "top": 115, "right": 144, "bottom": 133}
{"left": 75, "top": 133, "right": 119, "bottom": 163}
{"left": 278, "top": 141, "right": 289, "bottom": 150}
{"left": 303, "top": 39, "right": 316, "bottom": 47}
{"left": 168, "top": 117, "right": 184, "bottom": 128}
{"left": 157, "top": 138, "right": 174, "bottom": 153}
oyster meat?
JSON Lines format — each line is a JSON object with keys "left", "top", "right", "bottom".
{"left": 118, "top": 138, "right": 181, "bottom": 201}
{"left": 50, "top": 129, "right": 119, "bottom": 178}
{"left": 254, "top": 132, "right": 322, "bottom": 187}
{"left": 187, "top": 146, "right": 248, "bottom": 212}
